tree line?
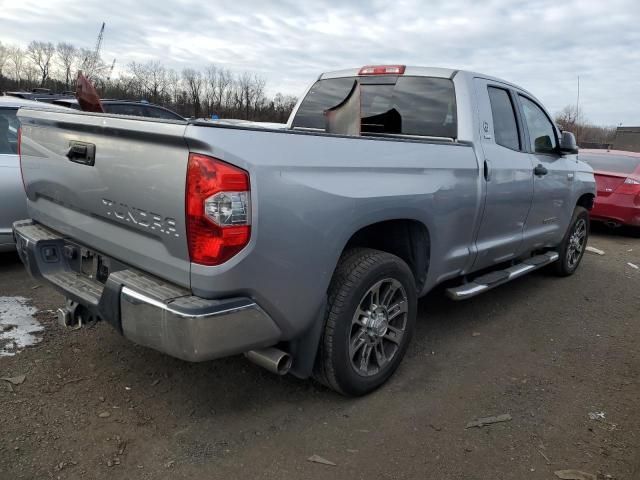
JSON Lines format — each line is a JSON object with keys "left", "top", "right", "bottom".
{"left": 0, "top": 40, "right": 620, "bottom": 141}
{"left": 0, "top": 40, "right": 298, "bottom": 122}
{"left": 554, "top": 105, "right": 617, "bottom": 148}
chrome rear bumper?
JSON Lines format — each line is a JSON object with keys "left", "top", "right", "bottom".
{"left": 13, "top": 219, "right": 282, "bottom": 362}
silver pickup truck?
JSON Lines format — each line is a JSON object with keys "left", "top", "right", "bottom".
{"left": 14, "top": 66, "right": 595, "bottom": 396}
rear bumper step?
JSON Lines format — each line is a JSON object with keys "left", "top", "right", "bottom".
{"left": 446, "top": 252, "right": 559, "bottom": 300}
{"left": 12, "top": 219, "right": 282, "bottom": 362}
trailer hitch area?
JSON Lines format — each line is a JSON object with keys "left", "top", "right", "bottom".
{"left": 56, "top": 299, "right": 99, "bottom": 330}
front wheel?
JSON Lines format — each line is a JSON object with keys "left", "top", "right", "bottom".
{"left": 554, "top": 206, "right": 590, "bottom": 276}
{"left": 314, "top": 248, "right": 417, "bottom": 396}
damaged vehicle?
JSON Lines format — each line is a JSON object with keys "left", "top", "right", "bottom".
{"left": 13, "top": 66, "right": 595, "bottom": 395}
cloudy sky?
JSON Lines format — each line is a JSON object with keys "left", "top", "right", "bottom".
{"left": 1, "top": 0, "right": 638, "bottom": 125}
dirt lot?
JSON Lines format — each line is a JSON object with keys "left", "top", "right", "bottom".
{"left": 0, "top": 226, "right": 638, "bottom": 480}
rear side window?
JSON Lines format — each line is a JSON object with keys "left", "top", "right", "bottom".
{"left": 292, "top": 76, "right": 457, "bottom": 138}
{"left": 145, "top": 106, "right": 183, "bottom": 120}
{"left": 104, "top": 103, "right": 145, "bottom": 117}
{"left": 0, "top": 109, "right": 19, "bottom": 154}
{"left": 487, "top": 87, "right": 520, "bottom": 150}
{"left": 580, "top": 154, "right": 640, "bottom": 174}
{"left": 519, "top": 95, "right": 557, "bottom": 154}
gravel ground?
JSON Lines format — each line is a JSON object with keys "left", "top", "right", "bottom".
{"left": 0, "top": 226, "right": 638, "bottom": 480}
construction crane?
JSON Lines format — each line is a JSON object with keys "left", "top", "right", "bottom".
{"left": 82, "top": 22, "right": 105, "bottom": 79}
{"left": 106, "top": 58, "right": 116, "bottom": 81}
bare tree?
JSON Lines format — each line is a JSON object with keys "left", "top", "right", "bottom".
{"left": 555, "top": 105, "right": 584, "bottom": 132}
{"left": 555, "top": 105, "right": 616, "bottom": 146}
{"left": 0, "top": 42, "right": 8, "bottom": 77}
{"left": 56, "top": 42, "right": 78, "bottom": 89}
{"left": 182, "top": 68, "right": 203, "bottom": 118}
{"left": 7, "top": 46, "right": 25, "bottom": 86}
{"left": 23, "top": 63, "right": 40, "bottom": 87}
{"left": 204, "top": 65, "right": 233, "bottom": 117}
{"left": 27, "top": 41, "right": 56, "bottom": 86}
{"left": 0, "top": 38, "right": 299, "bottom": 123}
{"left": 166, "top": 68, "right": 181, "bottom": 106}
{"left": 272, "top": 93, "right": 298, "bottom": 122}
{"left": 252, "top": 74, "right": 266, "bottom": 116}
{"left": 129, "top": 61, "right": 168, "bottom": 103}
{"left": 236, "top": 72, "right": 253, "bottom": 120}
{"left": 79, "top": 47, "right": 109, "bottom": 81}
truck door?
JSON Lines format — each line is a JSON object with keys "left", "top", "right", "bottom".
{"left": 471, "top": 79, "right": 534, "bottom": 270}
{"left": 515, "top": 94, "right": 576, "bottom": 249}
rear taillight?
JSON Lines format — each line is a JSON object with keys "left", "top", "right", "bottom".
{"left": 186, "top": 153, "right": 251, "bottom": 266}
{"left": 616, "top": 177, "right": 640, "bottom": 195}
{"left": 17, "top": 126, "right": 26, "bottom": 193}
{"left": 358, "top": 65, "right": 406, "bottom": 75}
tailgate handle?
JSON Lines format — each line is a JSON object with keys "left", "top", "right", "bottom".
{"left": 66, "top": 141, "right": 96, "bottom": 166}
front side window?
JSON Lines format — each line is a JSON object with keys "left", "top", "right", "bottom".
{"left": 0, "top": 109, "right": 19, "bottom": 154}
{"left": 487, "top": 87, "right": 520, "bottom": 151}
{"left": 292, "top": 76, "right": 457, "bottom": 138}
{"left": 519, "top": 95, "right": 557, "bottom": 154}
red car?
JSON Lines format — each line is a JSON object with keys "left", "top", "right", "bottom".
{"left": 579, "top": 149, "right": 640, "bottom": 227}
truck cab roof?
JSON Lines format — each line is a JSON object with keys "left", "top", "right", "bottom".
{"left": 318, "top": 66, "right": 535, "bottom": 98}
{"left": 320, "top": 66, "right": 457, "bottom": 80}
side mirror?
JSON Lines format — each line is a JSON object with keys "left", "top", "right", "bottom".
{"left": 559, "top": 131, "right": 578, "bottom": 154}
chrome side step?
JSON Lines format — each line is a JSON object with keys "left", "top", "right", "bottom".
{"left": 446, "top": 252, "right": 559, "bottom": 300}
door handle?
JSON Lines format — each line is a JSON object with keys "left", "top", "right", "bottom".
{"left": 66, "top": 141, "right": 96, "bottom": 166}
{"left": 484, "top": 159, "right": 492, "bottom": 181}
{"left": 533, "top": 164, "right": 548, "bottom": 176}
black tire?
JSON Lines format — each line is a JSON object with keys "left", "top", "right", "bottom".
{"left": 554, "top": 206, "right": 590, "bottom": 276}
{"left": 314, "top": 248, "right": 417, "bottom": 396}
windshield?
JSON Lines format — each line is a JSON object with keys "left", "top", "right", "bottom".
{"left": 292, "top": 76, "right": 457, "bottom": 138}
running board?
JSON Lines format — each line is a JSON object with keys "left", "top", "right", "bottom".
{"left": 446, "top": 252, "right": 559, "bottom": 300}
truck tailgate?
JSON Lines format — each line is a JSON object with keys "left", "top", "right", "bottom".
{"left": 17, "top": 108, "right": 191, "bottom": 287}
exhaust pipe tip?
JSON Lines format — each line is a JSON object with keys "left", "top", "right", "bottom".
{"left": 604, "top": 221, "right": 621, "bottom": 229}
{"left": 245, "top": 347, "right": 292, "bottom": 375}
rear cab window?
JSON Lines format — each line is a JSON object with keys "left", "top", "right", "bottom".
{"left": 0, "top": 109, "right": 19, "bottom": 155}
{"left": 292, "top": 76, "right": 457, "bottom": 139}
{"left": 487, "top": 87, "right": 520, "bottom": 151}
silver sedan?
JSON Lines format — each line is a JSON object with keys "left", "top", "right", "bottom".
{"left": 0, "top": 96, "right": 62, "bottom": 251}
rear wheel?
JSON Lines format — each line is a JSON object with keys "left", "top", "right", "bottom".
{"left": 314, "top": 248, "right": 417, "bottom": 396}
{"left": 554, "top": 206, "right": 589, "bottom": 276}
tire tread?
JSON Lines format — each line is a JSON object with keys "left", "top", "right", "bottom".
{"left": 314, "top": 248, "right": 414, "bottom": 395}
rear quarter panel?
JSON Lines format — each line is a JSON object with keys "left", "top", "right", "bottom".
{"left": 185, "top": 126, "right": 482, "bottom": 336}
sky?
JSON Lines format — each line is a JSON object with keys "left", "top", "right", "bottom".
{"left": 0, "top": 0, "right": 638, "bottom": 125}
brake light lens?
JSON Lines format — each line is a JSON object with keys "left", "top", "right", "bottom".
{"left": 186, "top": 153, "right": 251, "bottom": 266}
{"left": 358, "top": 65, "right": 406, "bottom": 75}
{"left": 616, "top": 176, "right": 640, "bottom": 195}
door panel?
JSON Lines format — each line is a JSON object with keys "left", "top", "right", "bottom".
{"left": 471, "top": 79, "right": 534, "bottom": 270}
{"left": 517, "top": 95, "right": 575, "bottom": 249}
